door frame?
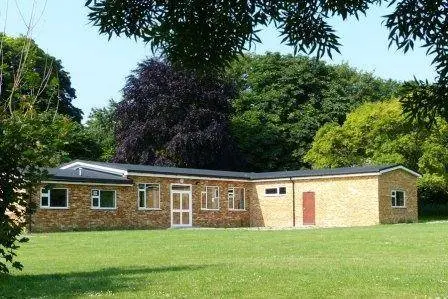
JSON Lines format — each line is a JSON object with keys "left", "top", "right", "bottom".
{"left": 170, "top": 183, "right": 193, "bottom": 227}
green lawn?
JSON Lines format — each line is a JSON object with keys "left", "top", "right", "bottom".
{"left": 1, "top": 223, "right": 448, "bottom": 298}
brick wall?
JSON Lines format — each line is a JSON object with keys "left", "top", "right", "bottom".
{"left": 31, "top": 169, "right": 418, "bottom": 232}
{"left": 31, "top": 176, "right": 252, "bottom": 232}
{"left": 251, "top": 176, "right": 380, "bottom": 228}
{"left": 293, "top": 176, "right": 380, "bottom": 227}
{"left": 250, "top": 182, "right": 294, "bottom": 227}
{"left": 378, "top": 169, "right": 418, "bottom": 223}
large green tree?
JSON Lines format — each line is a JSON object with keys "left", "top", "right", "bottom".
{"left": 304, "top": 100, "right": 423, "bottom": 169}
{"left": 0, "top": 109, "right": 89, "bottom": 274}
{"left": 85, "top": 100, "right": 117, "bottom": 161}
{"left": 228, "top": 53, "right": 400, "bottom": 171}
{"left": 0, "top": 34, "right": 82, "bottom": 122}
{"left": 304, "top": 99, "right": 448, "bottom": 209}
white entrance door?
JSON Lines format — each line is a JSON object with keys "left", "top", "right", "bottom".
{"left": 171, "top": 184, "right": 192, "bottom": 227}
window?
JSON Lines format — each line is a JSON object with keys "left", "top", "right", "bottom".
{"left": 391, "top": 190, "right": 406, "bottom": 207}
{"left": 264, "top": 186, "right": 287, "bottom": 196}
{"left": 91, "top": 190, "right": 116, "bottom": 209}
{"left": 228, "top": 187, "right": 245, "bottom": 210}
{"left": 138, "top": 184, "right": 160, "bottom": 209}
{"left": 201, "top": 186, "right": 220, "bottom": 210}
{"left": 40, "top": 187, "right": 68, "bottom": 208}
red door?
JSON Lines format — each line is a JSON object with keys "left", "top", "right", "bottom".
{"left": 303, "top": 192, "right": 315, "bottom": 225}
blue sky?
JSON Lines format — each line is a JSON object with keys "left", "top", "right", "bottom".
{"left": 2, "top": 1, "right": 437, "bottom": 121}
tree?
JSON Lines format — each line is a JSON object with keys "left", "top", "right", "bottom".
{"left": 0, "top": 109, "right": 100, "bottom": 274}
{"left": 85, "top": 99, "right": 117, "bottom": 161}
{"left": 114, "top": 59, "right": 244, "bottom": 170}
{"left": 304, "top": 100, "right": 423, "bottom": 169}
{"left": 0, "top": 110, "right": 77, "bottom": 273}
{"left": 228, "top": 53, "right": 400, "bottom": 171}
{"left": 85, "top": 0, "right": 448, "bottom": 121}
{"left": 304, "top": 99, "right": 448, "bottom": 212}
{"left": 85, "top": 0, "right": 447, "bottom": 79}
{"left": 0, "top": 34, "right": 82, "bottom": 122}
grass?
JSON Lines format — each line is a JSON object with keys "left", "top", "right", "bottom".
{"left": 1, "top": 223, "right": 448, "bottom": 298}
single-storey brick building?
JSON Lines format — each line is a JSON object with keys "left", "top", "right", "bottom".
{"left": 30, "top": 160, "right": 420, "bottom": 232}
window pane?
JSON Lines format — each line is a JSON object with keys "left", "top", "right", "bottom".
{"left": 173, "top": 193, "right": 181, "bottom": 210}
{"left": 206, "top": 187, "right": 219, "bottom": 210}
{"left": 279, "top": 187, "right": 286, "bottom": 194}
{"left": 228, "top": 189, "right": 234, "bottom": 209}
{"left": 92, "top": 197, "right": 99, "bottom": 207}
{"left": 92, "top": 190, "right": 99, "bottom": 196}
{"left": 182, "top": 212, "right": 190, "bottom": 225}
{"left": 139, "top": 190, "right": 145, "bottom": 208}
{"left": 233, "top": 188, "right": 245, "bottom": 210}
{"left": 146, "top": 185, "right": 160, "bottom": 209}
{"left": 50, "top": 189, "right": 67, "bottom": 207}
{"left": 265, "top": 188, "right": 277, "bottom": 195}
{"left": 210, "top": 197, "right": 219, "bottom": 210}
{"left": 41, "top": 196, "right": 49, "bottom": 207}
{"left": 182, "top": 193, "right": 189, "bottom": 209}
{"left": 396, "top": 191, "right": 405, "bottom": 206}
{"left": 100, "top": 191, "right": 115, "bottom": 208}
{"left": 172, "top": 185, "right": 190, "bottom": 191}
{"left": 172, "top": 212, "right": 180, "bottom": 225}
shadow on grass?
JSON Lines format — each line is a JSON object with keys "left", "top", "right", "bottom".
{"left": 0, "top": 265, "right": 208, "bottom": 298}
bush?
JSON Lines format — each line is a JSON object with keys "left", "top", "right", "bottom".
{"left": 418, "top": 176, "right": 448, "bottom": 218}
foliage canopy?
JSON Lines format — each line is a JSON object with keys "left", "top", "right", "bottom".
{"left": 228, "top": 53, "right": 400, "bottom": 171}
{"left": 114, "top": 59, "right": 244, "bottom": 170}
{"left": 0, "top": 34, "right": 82, "bottom": 122}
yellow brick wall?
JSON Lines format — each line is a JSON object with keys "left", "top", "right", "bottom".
{"left": 251, "top": 176, "right": 380, "bottom": 228}
{"left": 31, "top": 176, "right": 252, "bottom": 232}
{"left": 251, "top": 182, "right": 294, "bottom": 227}
{"left": 378, "top": 169, "right": 418, "bottom": 223}
{"left": 293, "top": 176, "right": 380, "bottom": 227}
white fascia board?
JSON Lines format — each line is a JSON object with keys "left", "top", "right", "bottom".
{"left": 252, "top": 172, "right": 381, "bottom": 183}
{"left": 59, "top": 162, "right": 127, "bottom": 176}
{"left": 127, "top": 172, "right": 250, "bottom": 182}
{"left": 379, "top": 165, "right": 422, "bottom": 177}
{"left": 42, "top": 180, "right": 133, "bottom": 187}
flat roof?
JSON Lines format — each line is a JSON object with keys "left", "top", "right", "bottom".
{"left": 45, "top": 160, "right": 420, "bottom": 184}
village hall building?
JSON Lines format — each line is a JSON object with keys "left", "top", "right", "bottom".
{"left": 30, "top": 160, "right": 420, "bottom": 232}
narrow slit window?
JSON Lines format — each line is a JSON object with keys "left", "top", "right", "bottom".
{"left": 264, "top": 187, "right": 287, "bottom": 196}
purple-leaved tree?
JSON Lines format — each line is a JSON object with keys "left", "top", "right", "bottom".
{"left": 114, "top": 59, "right": 245, "bottom": 170}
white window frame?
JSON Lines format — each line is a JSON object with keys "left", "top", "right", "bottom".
{"left": 264, "top": 186, "right": 287, "bottom": 196}
{"left": 138, "top": 183, "right": 161, "bottom": 210}
{"left": 40, "top": 187, "right": 69, "bottom": 209}
{"left": 91, "top": 189, "right": 117, "bottom": 210}
{"left": 201, "top": 186, "right": 220, "bottom": 211}
{"left": 391, "top": 189, "right": 406, "bottom": 208}
{"left": 228, "top": 187, "right": 246, "bottom": 211}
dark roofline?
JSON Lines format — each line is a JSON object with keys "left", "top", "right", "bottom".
{"left": 52, "top": 160, "right": 420, "bottom": 182}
